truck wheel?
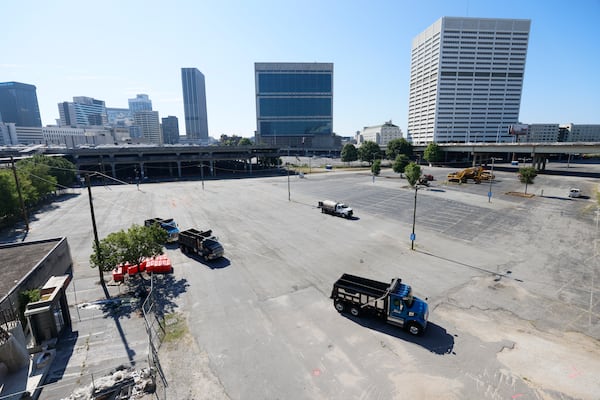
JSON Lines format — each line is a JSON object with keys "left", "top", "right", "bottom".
{"left": 334, "top": 301, "right": 345, "bottom": 313}
{"left": 407, "top": 322, "right": 423, "bottom": 336}
{"left": 349, "top": 306, "right": 360, "bottom": 317}
{"left": 180, "top": 245, "right": 186, "bottom": 254}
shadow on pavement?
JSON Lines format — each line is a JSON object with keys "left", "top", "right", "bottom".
{"left": 44, "top": 330, "right": 79, "bottom": 384}
{"left": 416, "top": 249, "right": 522, "bottom": 282}
{"left": 341, "top": 313, "right": 456, "bottom": 355}
{"left": 151, "top": 274, "right": 190, "bottom": 317}
{"left": 183, "top": 254, "right": 231, "bottom": 269}
{"left": 94, "top": 274, "right": 190, "bottom": 319}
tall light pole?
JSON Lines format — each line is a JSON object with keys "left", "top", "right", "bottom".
{"left": 411, "top": 184, "right": 420, "bottom": 250}
{"left": 488, "top": 157, "right": 500, "bottom": 203}
{"left": 287, "top": 163, "right": 290, "bottom": 201}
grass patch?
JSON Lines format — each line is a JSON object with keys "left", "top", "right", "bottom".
{"left": 163, "top": 312, "right": 188, "bottom": 342}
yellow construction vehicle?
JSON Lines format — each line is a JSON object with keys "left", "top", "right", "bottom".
{"left": 447, "top": 166, "right": 494, "bottom": 184}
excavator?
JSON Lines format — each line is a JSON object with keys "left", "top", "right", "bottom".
{"left": 447, "top": 166, "right": 494, "bottom": 184}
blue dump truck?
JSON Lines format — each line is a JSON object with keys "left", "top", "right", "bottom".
{"left": 144, "top": 218, "right": 180, "bottom": 243}
{"left": 331, "top": 273, "right": 429, "bottom": 335}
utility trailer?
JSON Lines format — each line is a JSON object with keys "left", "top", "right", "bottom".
{"left": 331, "top": 273, "right": 428, "bottom": 335}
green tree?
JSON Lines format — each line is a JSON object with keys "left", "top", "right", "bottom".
{"left": 16, "top": 158, "right": 57, "bottom": 202}
{"left": 89, "top": 224, "right": 168, "bottom": 275}
{"left": 423, "top": 143, "right": 443, "bottom": 165}
{"left": 0, "top": 170, "right": 20, "bottom": 219}
{"left": 238, "top": 137, "right": 252, "bottom": 146}
{"left": 358, "top": 141, "right": 381, "bottom": 165}
{"left": 40, "top": 156, "right": 77, "bottom": 187}
{"left": 386, "top": 138, "right": 413, "bottom": 159}
{"left": 220, "top": 134, "right": 243, "bottom": 146}
{"left": 392, "top": 154, "right": 410, "bottom": 177}
{"left": 404, "top": 162, "right": 422, "bottom": 187}
{"left": 371, "top": 159, "right": 381, "bottom": 176}
{"left": 341, "top": 143, "right": 358, "bottom": 163}
{"left": 518, "top": 167, "right": 537, "bottom": 194}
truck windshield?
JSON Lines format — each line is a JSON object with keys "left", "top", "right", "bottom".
{"left": 339, "top": 204, "right": 347, "bottom": 208}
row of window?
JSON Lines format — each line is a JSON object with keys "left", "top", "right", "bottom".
{"left": 258, "top": 98, "right": 332, "bottom": 117}
{"left": 440, "top": 71, "right": 523, "bottom": 77}
{"left": 257, "top": 73, "right": 332, "bottom": 93}
{"left": 259, "top": 120, "right": 332, "bottom": 135}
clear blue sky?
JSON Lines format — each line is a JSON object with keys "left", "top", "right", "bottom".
{"left": 2, "top": 0, "right": 599, "bottom": 138}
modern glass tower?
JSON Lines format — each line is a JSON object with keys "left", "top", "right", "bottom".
{"left": 161, "top": 116, "right": 180, "bottom": 144}
{"left": 58, "top": 96, "right": 107, "bottom": 127}
{"left": 181, "top": 68, "right": 209, "bottom": 141}
{"left": 0, "top": 82, "right": 42, "bottom": 127}
{"left": 407, "top": 17, "right": 530, "bottom": 144}
{"left": 128, "top": 94, "right": 153, "bottom": 113}
{"left": 255, "top": 62, "right": 334, "bottom": 148}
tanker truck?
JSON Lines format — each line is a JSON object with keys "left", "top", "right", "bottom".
{"left": 317, "top": 200, "right": 353, "bottom": 218}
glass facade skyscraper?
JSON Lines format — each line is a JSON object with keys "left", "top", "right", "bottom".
{"left": 181, "top": 68, "right": 209, "bottom": 141}
{"left": 0, "top": 82, "right": 42, "bottom": 127}
{"left": 58, "top": 96, "right": 108, "bottom": 127}
{"left": 128, "top": 94, "right": 153, "bottom": 113}
{"left": 161, "top": 116, "right": 180, "bottom": 144}
{"left": 408, "top": 17, "right": 530, "bottom": 144}
{"left": 255, "top": 62, "right": 333, "bottom": 148}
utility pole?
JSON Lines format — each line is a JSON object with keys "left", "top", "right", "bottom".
{"left": 200, "top": 162, "right": 205, "bottom": 190}
{"left": 85, "top": 174, "right": 107, "bottom": 294}
{"left": 10, "top": 156, "right": 29, "bottom": 232}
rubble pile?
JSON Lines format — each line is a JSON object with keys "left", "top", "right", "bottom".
{"left": 61, "top": 366, "right": 156, "bottom": 400}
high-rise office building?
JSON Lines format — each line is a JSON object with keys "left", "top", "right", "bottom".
{"left": 133, "top": 111, "right": 161, "bottom": 144}
{"left": 161, "top": 116, "right": 180, "bottom": 144}
{"left": 58, "top": 96, "right": 108, "bottom": 127}
{"left": 128, "top": 94, "right": 153, "bottom": 113}
{"left": 181, "top": 68, "right": 209, "bottom": 142}
{"left": 407, "top": 17, "right": 530, "bottom": 144}
{"left": 0, "top": 82, "right": 42, "bottom": 127}
{"left": 106, "top": 107, "right": 134, "bottom": 126}
{"left": 255, "top": 62, "right": 334, "bottom": 148}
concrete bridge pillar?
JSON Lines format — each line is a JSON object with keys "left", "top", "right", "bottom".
{"left": 177, "top": 161, "right": 182, "bottom": 178}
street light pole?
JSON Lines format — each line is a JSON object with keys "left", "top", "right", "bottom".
{"left": 287, "top": 163, "right": 290, "bottom": 201}
{"left": 488, "top": 157, "right": 499, "bottom": 203}
{"left": 411, "top": 185, "right": 419, "bottom": 250}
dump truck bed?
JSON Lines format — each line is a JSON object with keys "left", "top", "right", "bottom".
{"left": 332, "top": 273, "right": 391, "bottom": 298}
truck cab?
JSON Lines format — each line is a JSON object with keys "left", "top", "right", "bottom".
{"left": 145, "top": 218, "right": 180, "bottom": 242}
{"left": 335, "top": 203, "right": 352, "bottom": 217}
{"left": 386, "top": 282, "right": 429, "bottom": 335}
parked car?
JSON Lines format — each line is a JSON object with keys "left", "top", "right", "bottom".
{"left": 568, "top": 188, "right": 581, "bottom": 198}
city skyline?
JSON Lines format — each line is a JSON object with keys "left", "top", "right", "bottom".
{"left": 2, "top": 0, "right": 599, "bottom": 138}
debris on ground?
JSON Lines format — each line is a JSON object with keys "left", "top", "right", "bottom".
{"left": 60, "top": 366, "right": 155, "bottom": 400}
